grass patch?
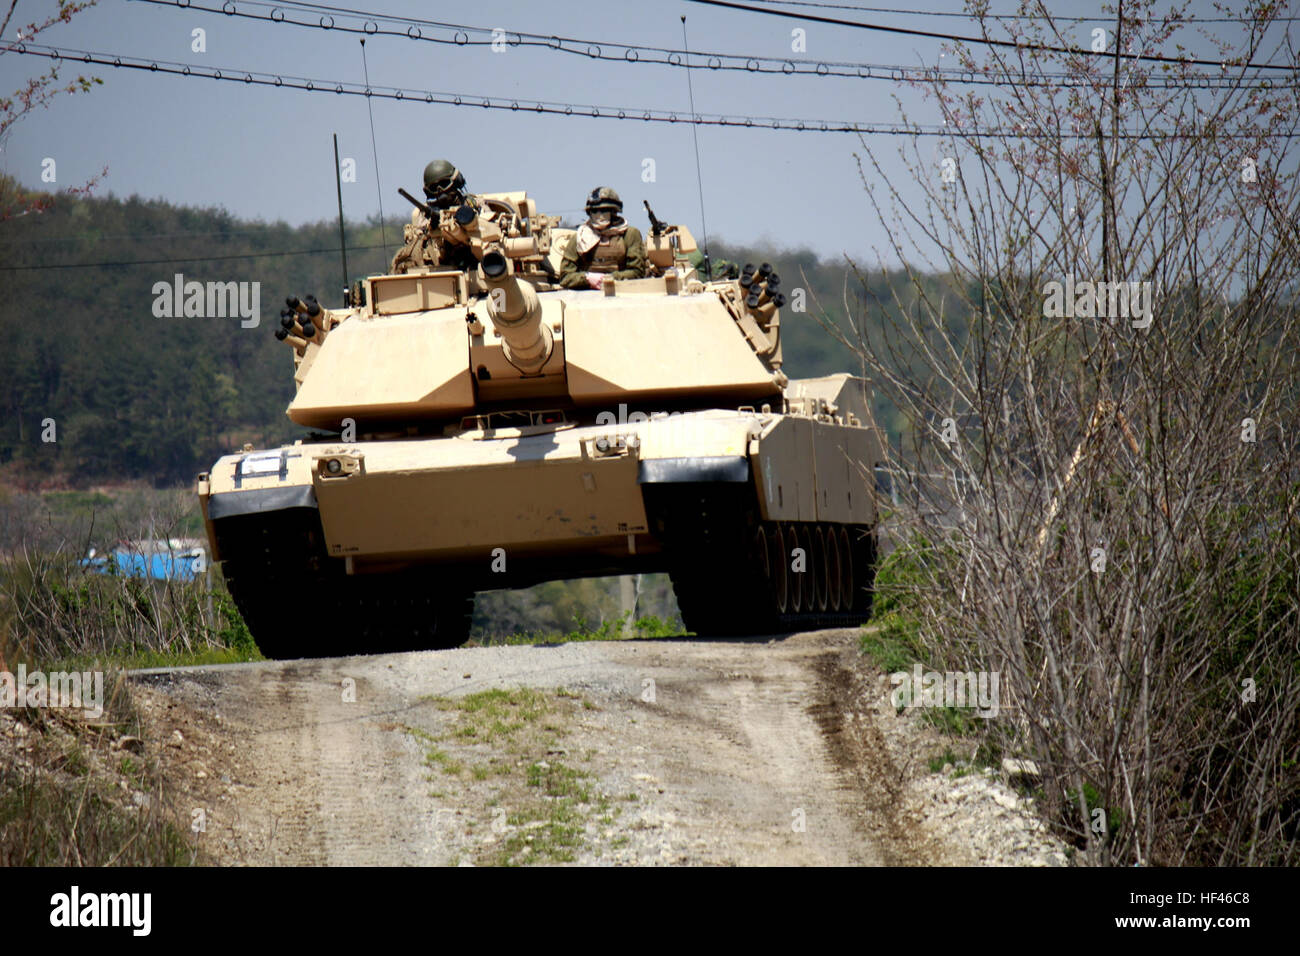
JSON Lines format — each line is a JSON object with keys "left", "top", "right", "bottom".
{"left": 433, "top": 687, "right": 553, "bottom": 744}
{"left": 927, "top": 741, "right": 1002, "bottom": 777}
{"left": 497, "top": 799, "right": 586, "bottom": 865}
{"left": 859, "top": 622, "right": 922, "bottom": 675}
{"left": 0, "top": 770, "right": 195, "bottom": 866}
{"left": 527, "top": 760, "right": 592, "bottom": 800}
{"left": 927, "top": 747, "right": 980, "bottom": 779}
{"left": 484, "top": 759, "right": 598, "bottom": 865}
{"left": 860, "top": 538, "right": 930, "bottom": 672}
{"left": 427, "top": 749, "right": 465, "bottom": 777}
{"left": 51, "top": 643, "right": 262, "bottom": 673}
{"left": 407, "top": 687, "right": 615, "bottom": 865}
{"left": 928, "top": 747, "right": 961, "bottom": 774}
{"left": 406, "top": 727, "right": 466, "bottom": 777}
{"left": 1065, "top": 781, "right": 1126, "bottom": 846}
{"left": 920, "top": 705, "right": 981, "bottom": 737}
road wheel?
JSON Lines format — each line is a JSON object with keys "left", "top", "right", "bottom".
{"left": 787, "top": 523, "right": 805, "bottom": 613}
{"left": 758, "top": 523, "right": 789, "bottom": 617}
{"left": 214, "top": 509, "right": 472, "bottom": 658}
{"left": 837, "top": 526, "right": 854, "bottom": 613}
{"left": 826, "top": 525, "right": 843, "bottom": 612}
{"left": 813, "top": 525, "right": 830, "bottom": 612}
{"left": 796, "top": 524, "right": 817, "bottom": 614}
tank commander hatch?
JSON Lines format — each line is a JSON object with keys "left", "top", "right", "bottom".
{"left": 558, "top": 187, "right": 646, "bottom": 290}
{"left": 389, "top": 159, "right": 481, "bottom": 274}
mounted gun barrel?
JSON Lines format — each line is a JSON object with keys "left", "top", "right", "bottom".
{"left": 480, "top": 251, "right": 552, "bottom": 375}
{"left": 398, "top": 186, "right": 435, "bottom": 219}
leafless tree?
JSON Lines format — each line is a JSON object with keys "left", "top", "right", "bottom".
{"left": 831, "top": 0, "right": 1300, "bottom": 864}
{"left": 0, "top": 0, "right": 103, "bottom": 219}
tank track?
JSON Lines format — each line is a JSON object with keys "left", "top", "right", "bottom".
{"left": 643, "top": 485, "right": 876, "bottom": 636}
{"left": 212, "top": 508, "right": 473, "bottom": 659}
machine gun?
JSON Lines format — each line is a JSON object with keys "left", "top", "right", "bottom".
{"left": 643, "top": 200, "right": 716, "bottom": 279}
{"left": 643, "top": 200, "right": 674, "bottom": 241}
{"left": 396, "top": 184, "right": 557, "bottom": 282}
{"left": 398, "top": 186, "right": 437, "bottom": 220}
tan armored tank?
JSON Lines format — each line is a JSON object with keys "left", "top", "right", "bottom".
{"left": 196, "top": 188, "right": 883, "bottom": 658}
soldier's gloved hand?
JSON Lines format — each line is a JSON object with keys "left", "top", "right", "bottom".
{"left": 586, "top": 272, "right": 605, "bottom": 290}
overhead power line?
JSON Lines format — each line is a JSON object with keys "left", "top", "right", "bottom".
{"left": 0, "top": 41, "right": 971, "bottom": 134}
{"left": 8, "top": 43, "right": 1298, "bottom": 139}
{"left": 737, "top": 0, "right": 1300, "bottom": 23}
{"left": 128, "top": 0, "right": 1295, "bottom": 85}
{"left": 129, "top": 0, "right": 1003, "bottom": 83}
{"left": 682, "top": 0, "right": 1300, "bottom": 72}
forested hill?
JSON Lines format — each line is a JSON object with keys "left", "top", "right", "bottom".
{"left": 1, "top": 177, "right": 901, "bottom": 485}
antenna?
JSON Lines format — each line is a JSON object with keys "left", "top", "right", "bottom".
{"left": 680, "top": 15, "right": 711, "bottom": 279}
{"left": 359, "top": 38, "right": 389, "bottom": 258}
{"left": 333, "top": 133, "right": 349, "bottom": 299}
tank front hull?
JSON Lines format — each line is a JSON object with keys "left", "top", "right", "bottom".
{"left": 197, "top": 405, "right": 882, "bottom": 655}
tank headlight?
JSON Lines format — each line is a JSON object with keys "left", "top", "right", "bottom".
{"left": 316, "top": 451, "right": 364, "bottom": 477}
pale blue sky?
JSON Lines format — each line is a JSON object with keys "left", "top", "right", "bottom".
{"left": 0, "top": 0, "right": 1275, "bottom": 259}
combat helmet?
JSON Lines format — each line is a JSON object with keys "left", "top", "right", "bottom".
{"left": 585, "top": 187, "right": 623, "bottom": 215}
{"left": 423, "top": 159, "right": 467, "bottom": 208}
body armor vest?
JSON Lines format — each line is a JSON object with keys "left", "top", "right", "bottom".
{"left": 589, "top": 234, "right": 627, "bottom": 273}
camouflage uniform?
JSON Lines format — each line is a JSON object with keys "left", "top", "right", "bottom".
{"left": 389, "top": 158, "right": 480, "bottom": 274}
{"left": 558, "top": 224, "right": 647, "bottom": 288}
{"left": 389, "top": 207, "right": 479, "bottom": 274}
{"left": 687, "top": 250, "right": 739, "bottom": 281}
{"left": 558, "top": 186, "right": 646, "bottom": 289}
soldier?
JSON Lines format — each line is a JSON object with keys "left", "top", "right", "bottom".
{"left": 389, "top": 159, "right": 480, "bottom": 274}
{"left": 558, "top": 187, "right": 646, "bottom": 289}
{"left": 687, "top": 250, "right": 739, "bottom": 281}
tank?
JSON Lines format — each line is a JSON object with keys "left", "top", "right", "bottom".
{"left": 196, "top": 188, "right": 883, "bottom": 658}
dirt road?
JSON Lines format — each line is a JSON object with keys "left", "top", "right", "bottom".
{"left": 128, "top": 629, "right": 1065, "bottom": 866}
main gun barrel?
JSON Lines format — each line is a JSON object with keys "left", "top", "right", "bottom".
{"left": 480, "top": 251, "right": 552, "bottom": 375}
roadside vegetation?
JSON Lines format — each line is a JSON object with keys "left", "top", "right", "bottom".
{"left": 0, "top": 487, "right": 258, "bottom": 670}
{"left": 472, "top": 610, "right": 685, "bottom": 647}
{"left": 0, "top": 487, "right": 244, "bottom": 866}
{"left": 867, "top": 521, "right": 1298, "bottom": 864}
{"left": 0, "top": 667, "right": 198, "bottom": 866}
{"left": 844, "top": 0, "right": 1300, "bottom": 867}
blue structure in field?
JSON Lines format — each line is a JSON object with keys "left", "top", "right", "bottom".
{"left": 82, "top": 540, "right": 207, "bottom": 583}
